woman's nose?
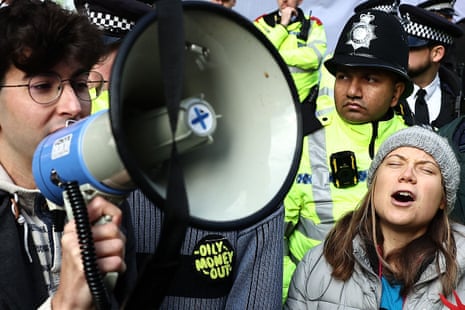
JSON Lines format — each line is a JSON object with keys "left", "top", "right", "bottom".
{"left": 398, "top": 165, "right": 416, "bottom": 183}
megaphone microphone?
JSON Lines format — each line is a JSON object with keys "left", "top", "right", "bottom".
{"left": 33, "top": 110, "right": 130, "bottom": 208}
{"left": 32, "top": 95, "right": 219, "bottom": 211}
{"left": 32, "top": 96, "right": 220, "bottom": 308}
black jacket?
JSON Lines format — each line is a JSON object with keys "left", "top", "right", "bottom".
{"left": 0, "top": 191, "right": 137, "bottom": 309}
{"left": 399, "top": 65, "right": 464, "bottom": 129}
{"left": 439, "top": 116, "right": 465, "bottom": 225}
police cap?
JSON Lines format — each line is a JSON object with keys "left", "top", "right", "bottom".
{"left": 418, "top": 0, "right": 456, "bottom": 19}
{"left": 354, "top": 0, "right": 400, "bottom": 15}
{"left": 325, "top": 10, "right": 413, "bottom": 98}
{"left": 399, "top": 4, "right": 463, "bottom": 48}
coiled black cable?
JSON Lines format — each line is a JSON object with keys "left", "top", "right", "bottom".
{"left": 62, "top": 180, "right": 111, "bottom": 310}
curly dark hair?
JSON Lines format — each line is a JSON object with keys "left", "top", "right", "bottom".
{"left": 0, "top": 0, "right": 104, "bottom": 80}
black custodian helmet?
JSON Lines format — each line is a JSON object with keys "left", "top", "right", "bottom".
{"left": 325, "top": 10, "right": 413, "bottom": 98}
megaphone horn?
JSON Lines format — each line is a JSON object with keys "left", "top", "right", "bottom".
{"left": 33, "top": 2, "right": 303, "bottom": 230}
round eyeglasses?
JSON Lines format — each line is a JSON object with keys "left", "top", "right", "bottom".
{"left": 0, "top": 71, "right": 106, "bottom": 105}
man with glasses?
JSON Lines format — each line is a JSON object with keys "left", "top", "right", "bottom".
{"left": 0, "top": 1, "right": 136, "bottom": 309}
{"left": 0, "top": 71, "right": 105, "bottom": 105}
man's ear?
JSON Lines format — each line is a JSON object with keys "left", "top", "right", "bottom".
{"left": 390, "top": 81, "right": 405, "bottom": 107}
{"left": 430, "top": 45, "right": 445, "bottom": 63}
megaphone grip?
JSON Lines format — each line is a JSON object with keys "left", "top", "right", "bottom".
{"left": 62, "top": 180, "right": 111, "bottom": 310}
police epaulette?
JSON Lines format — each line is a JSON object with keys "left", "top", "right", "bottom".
{"left": 310, "top": 16, "right": 323, "bottom": 26}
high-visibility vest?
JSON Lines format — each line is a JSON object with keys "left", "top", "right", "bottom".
{"left": 91, "top": 89, "right": 109, "bottom": 114}
{"left": 254, "top": 10, "right": 327, "bottom": 102}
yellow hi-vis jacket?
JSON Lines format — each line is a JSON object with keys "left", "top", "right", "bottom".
{"left": 254, "top": 9, "right": 327, "bottom": 102}
{"left": 282, "top": 106, "right": 408, "bottom": 302}
{"left": 91, "top": 89, "right": 110, "bottom": 114}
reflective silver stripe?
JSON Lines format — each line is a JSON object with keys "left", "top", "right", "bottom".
{"left": 307, "top": 40, "right": 325, "bottom": 65}
{"left": 295, "top": 218, "right": 335, "bottom": 243}
{"left": 288, "top": 66, "right": 312, "bottom": 74}
{"left": 288, "top": 39, "right": 326, "bottom": 74}
{"left": 302, "top": 129, "right": 335, "bottom": 240}
{"left": 309, "top": 39, "right": 327, "bottom": 47}
{"left": 316, "top": 107, "right": 335, "bottom": 117}
{"left": 318, "top": 86, "right": 332, "bottom": 97}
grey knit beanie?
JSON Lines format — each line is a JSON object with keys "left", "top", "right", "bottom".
{"left": 367, "top": 126, "right": 460, "bottom": 212}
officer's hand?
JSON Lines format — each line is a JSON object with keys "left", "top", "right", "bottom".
{"left": 280, "top": 7, "right": 297, "bottom": 27}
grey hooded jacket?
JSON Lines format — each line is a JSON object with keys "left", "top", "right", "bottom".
{"left": 285, "top": 223, "right": 465, "bottom": 310}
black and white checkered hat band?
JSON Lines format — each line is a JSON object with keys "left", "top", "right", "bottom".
{"left": 373, "top": 4, "right": 398, "bottom": 14}
{"left": 85, "top": 3, "right": 135, "bottom": 35}
{"left": 403, "top": 12, "right": 454, "bottom": 45}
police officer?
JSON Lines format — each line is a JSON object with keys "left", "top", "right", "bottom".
{"left": 74, "top": 0, "right": 153, "bottom": 44}
{"left": 417, "top": 0, "right": 465, "bottom": 101}
{"left": 398, "top": 4, "right": 463, "bottom": 129}
{"left": 314, "top": 0, "right": 402, "bottom": 118}
{"left": 283, "top": 9, "right": 413, "bottom": 303}
{"left": 254, "top": 0, "right": 327, "bottom": 103}
{"left": 74, "top": 0, "right": 155, "bottom": 114}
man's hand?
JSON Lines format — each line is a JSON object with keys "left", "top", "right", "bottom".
{"left": 280, "top": 7, "right": 297, "bottom": 27}
{"left": 52, "top": 196, "right": 126, "bottom": 309}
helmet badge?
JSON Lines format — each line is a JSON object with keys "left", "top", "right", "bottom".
{"left": 346, "top": 13, "right": 377, "bottom": 50}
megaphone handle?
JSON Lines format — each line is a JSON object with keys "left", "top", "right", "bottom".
{"left": 61, "top": 182, "right": 112, "bottom": 310}
{"left": 63, "top": 189, "right": 119, "bottom": 293}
